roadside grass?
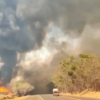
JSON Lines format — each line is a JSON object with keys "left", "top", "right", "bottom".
{"left": 0, "top": 95, "right": 28, "bottom": 100}
{"left": 60, "top": 90, "right": 100, "bottom": 99}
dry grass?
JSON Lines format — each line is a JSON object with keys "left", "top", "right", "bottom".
{"left": 0, "top": 95, "right": 29, "bottom": 100}
{"left": 79, "top": 91, "right": 100, "bottom": 98}
{"left": 6, "top": 97, "right": 27, "bottom": 100}
{"left": 60, "top": 91, "right": 100, "bottom": 98}
{"left": 9, "top": 97, "right": 28, "bottom": 100}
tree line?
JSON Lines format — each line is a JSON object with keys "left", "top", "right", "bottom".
{"left": 52, "top": 54, "right": 100, "bottom": 93}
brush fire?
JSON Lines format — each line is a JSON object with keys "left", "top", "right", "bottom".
{"left": 0, "top": 86, "right": 12, "bottom": 95}
{"left": 0, "top": 77, "right": 12, "bottom": 95}
{"left": 0, "top": 78, "right": 14, "bottom": 100}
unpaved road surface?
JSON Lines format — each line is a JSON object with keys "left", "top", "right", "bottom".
{"left": 24, "top": 94, "right": 100, "bottom": 100}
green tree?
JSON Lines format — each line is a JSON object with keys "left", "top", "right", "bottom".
{"left": 52, "top": 53, "right": 100, "bottom": 93}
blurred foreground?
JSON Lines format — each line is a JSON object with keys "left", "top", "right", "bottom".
{"left": 61, "top": 90, "right": 100, "bottom": 99}
{"left": 0, "top": 93, "right": 100, "bottom": 100}
{"left": 0, "top": 95, "right": 28, "bottom": 100}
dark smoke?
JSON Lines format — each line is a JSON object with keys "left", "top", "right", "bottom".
{"left": 17, "top": 0, "right": 100, "bottom": 37}
{"left": 78, "top": 29, "right": 100, "bottom": 55}
{"left": 0, "top": 50, "right": 16, "bottom": 85}
{"left": 0, "top": 0, "right": 33, "bottom": 84}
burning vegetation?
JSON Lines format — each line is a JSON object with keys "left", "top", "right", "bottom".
{"left": 0, "top": 78, "right": 34, "bottom": 100}
{"left": 0, "top": 78, "right": 12, "bottom": 95}
{"left": 0, "top": 78, "right": 14, "bottom": 100}
{"left": 0, "top": 0, "right": 100, "bottom": 96}
{"left": 0, "top": 86, "right": 12, "bottom": 95}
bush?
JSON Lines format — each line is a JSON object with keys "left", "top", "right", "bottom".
{"left": 11, "top": 82, "right": 35, "bottom": 96}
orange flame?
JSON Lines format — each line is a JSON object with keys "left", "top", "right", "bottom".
{"left": 0, "top": 86, "right": 12, "bottom": 95}
{"left": 0, "top": 77, "right": 12, "bottom": 95}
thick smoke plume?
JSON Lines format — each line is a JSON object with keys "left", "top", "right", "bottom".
{"left": 0, "top": 0, "right": 100, "bottom": 93}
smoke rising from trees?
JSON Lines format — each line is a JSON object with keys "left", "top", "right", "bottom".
{"left": 0, "top": 0, "right": 100, "bottom": 93}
